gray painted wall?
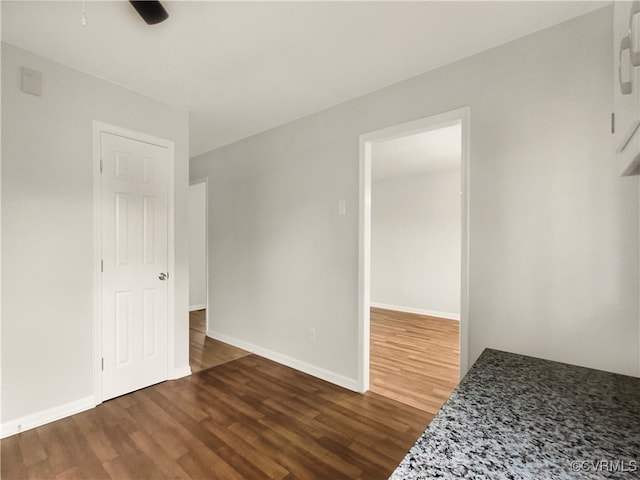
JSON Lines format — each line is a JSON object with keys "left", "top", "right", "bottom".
{"left": 1, "top": 42, "right": 191, "bottom": 424}
{"left": 189, "top": 181, "right": 207, "bottom": 310}
{"left": 371, "top": 169, "right": 461, "bottom": 318}
{"left": 191, "top": 8, "right": 639, "bottom": 381}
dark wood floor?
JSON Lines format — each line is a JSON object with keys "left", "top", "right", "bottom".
{"left": 189, "top": 309, "right": 250, "bottom": 373}
{"left": 2, "top": 333, "right": 432, "bottom": 479}
{"left": 370, "top": 307, "right": 459, "bottom": 415}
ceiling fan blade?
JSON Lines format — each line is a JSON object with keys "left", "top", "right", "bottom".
{"left": 129, "top": 1, "right": 169, "bottom": 25}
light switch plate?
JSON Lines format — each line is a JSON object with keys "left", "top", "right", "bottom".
{"left": 21, "top": 67, "right": 42, "bottom": 97}
{"left": 338, "top": 200, "right": 346, "bottom": 216}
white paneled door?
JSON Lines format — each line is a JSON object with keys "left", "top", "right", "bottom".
{"left": 100, "top": 131, "right": 169, "bottom": 401}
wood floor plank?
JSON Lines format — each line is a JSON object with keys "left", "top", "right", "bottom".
{"left": 278, "top": 439, "right": 357, "bottom": 480}
{"left": 258, "top": 415, "right": 363, "bottom": 479}
{"left": 370, "top": 307, "right": 459, "bottom": 414}
{"left": 16, "top": 429, "right": 47, "bottom": 468}
{"left": 102, "top": 453, "right": 164, "bottom": 480}
{"left": 150, "top": 426, "right": 191, "bottom": 461}
{"left": 2, "top": 357, "right": 431, "bottom": 479}
{"left": 189, "top": 309, "right": 251, "bottom": 373}
{"left": 2, "top": 310, "right": 438, "bottom": 480}
{"left": 100, "top": 400, "right": 140, "bottom": 435}
{"left": 25, "top": 459, "right": 55, "bottom": 480}
{"left": 128, "top": 429, "right": 192, "bottom": 480}
{"left": 203, "top": 419, "right": 290, "bottom": 480}
{"left": 1, "top": 436, "right": 28, "bottom": 480}
{"left": 176, "top": 445, "right": 244, "bottom": 480}
{"left": 53, "top": 418, "right": 111, "bottom": 480}
{"left": 37, "top": 423, "right": 83, "bottom": 477}
{"left": 347, "top": 439, "right": 398, "bottom": 472}
{"left": 227, "top": 421, "right": 290, "bottom": 463}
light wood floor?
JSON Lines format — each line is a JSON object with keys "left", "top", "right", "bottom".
{"left": 1, "top": 356, "right": 432, "bottom": 480}
{"left": 370, "top": 307, "right": 459, "bottom": 415}
{"left": 189, "top": 309, "right": 250, "bottom": 373}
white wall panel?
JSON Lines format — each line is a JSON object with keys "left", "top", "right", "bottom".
{"left": 143, "top": 289, "right": 156, "bottom": 358}
{"left": 115, "top": 152, "right": 129, "bottom": 180}
{"left": 143, "top": 196, "right": 156, "bottom": 265}
{"left": 144, "top": 157, "right": 155, "bottom": 184}
{"left": 115, "top": 194, "right": 130, "bottom": 267}
{"left": 115, "top": 291, "right": 131, "bottom": 366}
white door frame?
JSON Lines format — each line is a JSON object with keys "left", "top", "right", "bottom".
{"left": 92, "top": 121, "right": 176, "bottom": 404}
{"left": 358, "top": 107, "right": 470, "bottom": 392}
{"left": 189, "top": 177, "right": 209, "bottom": 335}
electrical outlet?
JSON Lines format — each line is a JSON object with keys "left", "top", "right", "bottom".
{"left": 309, "top": 328, "right": 317, "bottom": 342}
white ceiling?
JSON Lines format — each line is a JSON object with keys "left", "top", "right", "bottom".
{"left": 2, "top": 1, "right": 608, "bottom": 157}
{"left": 372, "top": 123, "right": 461, "bottom": 180}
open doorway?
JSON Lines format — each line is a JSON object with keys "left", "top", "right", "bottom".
{"left": 188, "top": 179, "right": 209, "bottom": 371}
{"left": 189, "top": 179, "right": 208, "bottom": 315}
{"left": 188, "top": 179, "right": 250, "bottom": 372}
{"left": 358, "top": 108, "right": 470, "bottom": 415}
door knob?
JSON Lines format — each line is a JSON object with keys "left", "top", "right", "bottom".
{"left": 159, "top": 272, "right": 167, "bottom": 281}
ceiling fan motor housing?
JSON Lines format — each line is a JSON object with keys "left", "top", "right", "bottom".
{"left": 129, "top": 1, "right": 169, "bottom": 25}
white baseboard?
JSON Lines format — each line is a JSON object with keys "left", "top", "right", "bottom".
{"left": 207, "top": 329, "right": 360, "bottom": 392}
{"left": 370, "top": 302, "right": 460, "bottom": 321}
{"left": 1, "top": 395, "right": 95, "bottom": 439}
{"left": 169, "top": 365, "right": 192, "bottom": 380}
{"left": 189, "top": 304, "right": 206, "bottom": 312}
{"left": 1, "top": 366, "right": 192, "bottom": 439}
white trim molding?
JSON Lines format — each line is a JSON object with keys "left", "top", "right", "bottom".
{"left": 370, "top": 302, "right": 460, "bottom": 321}
{"left": 189, "top": 304, "right": 207, "bottom": 312}
{"left": 207, "top": 330, "right": 360, "bottom": 392}
{"left": 1, "top": 396, "right": 95, "bottom": 439}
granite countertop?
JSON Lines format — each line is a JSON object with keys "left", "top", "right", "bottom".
{"left": 390, "top": 349, "right": 640, "bottom": 479}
